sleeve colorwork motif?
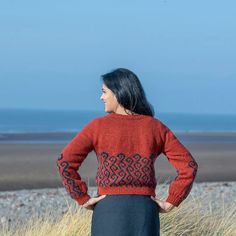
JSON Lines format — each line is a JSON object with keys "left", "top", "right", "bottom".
{"left": 56, "top": 121, "right": 95, "bottom": 205}
{"left": 161, "top": 123, "right": 198, "bottom": 207}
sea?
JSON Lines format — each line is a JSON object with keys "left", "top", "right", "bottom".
{"left": 0, "top": 108, "right": 236, "bottom": 144}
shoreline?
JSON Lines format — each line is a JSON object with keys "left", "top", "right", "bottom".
{"left": 1, "top": 131, "right": 236, "bottom": 144}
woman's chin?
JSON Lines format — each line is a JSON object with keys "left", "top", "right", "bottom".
{"left": 105, "top": 107, "right": 111, "bottom": 113}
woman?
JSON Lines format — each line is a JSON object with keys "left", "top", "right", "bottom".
{"left": 56, "top": 68, "right": 198, "bottom": 236}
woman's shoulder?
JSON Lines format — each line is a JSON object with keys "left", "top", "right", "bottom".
{"left": 150, "top": 116, "right": 172, "bottom": 134}
{"left": 85, "top": 114, "right": 109, "bottom": 127}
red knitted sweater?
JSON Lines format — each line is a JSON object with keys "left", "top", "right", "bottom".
{"left": 56, "top": 113, "right": 198, "bottom": 207}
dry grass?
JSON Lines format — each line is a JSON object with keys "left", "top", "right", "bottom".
{"left": 159, "top": 194, "right": 236, "bottom": 236}
{"left": 0, "top": 206, "right": 92, "bottom": 236}
{"left": 1, "top": 194, "right": 236, "bottom": 236}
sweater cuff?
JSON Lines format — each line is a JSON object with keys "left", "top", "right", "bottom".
{"left": 165, "top": 195, "right": 183, "bottom": 207}
{"left": 75, "top": 194, "right": 91, "bottom": 206}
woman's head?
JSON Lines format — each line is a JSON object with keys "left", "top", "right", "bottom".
{"left": 100, "top": 68, "right": 155, "bottom": 116}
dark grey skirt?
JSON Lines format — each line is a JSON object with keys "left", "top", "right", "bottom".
{"left": 91, "top": 194, "right": 160, "bottom": 236}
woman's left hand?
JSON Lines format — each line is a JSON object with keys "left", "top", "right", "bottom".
{"left": 150, "top": 196, "right": 175, "bottom": 213}
{"left": 82, "top": 195, "right": 107, "bottom": 211}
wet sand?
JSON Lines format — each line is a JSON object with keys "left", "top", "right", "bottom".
{"left": 0, "top": 132, "right": 235, "bottom": 191}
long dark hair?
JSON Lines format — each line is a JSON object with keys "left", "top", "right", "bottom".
{"left": 101, "top": 68, "right": 155, "bottom": 117}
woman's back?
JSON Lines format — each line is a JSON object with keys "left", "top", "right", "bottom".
{"left": 57, "top": 112, "right": 197, "bottom": 207}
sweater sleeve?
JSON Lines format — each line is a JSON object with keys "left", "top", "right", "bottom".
{"left": 56, "top": 120, "right": 96, "bottom": 206}
{"left": 160, "top": 122, "right": 198, "bottom": 207}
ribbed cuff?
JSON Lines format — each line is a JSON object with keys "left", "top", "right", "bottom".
{"left": 75, "top": 194, "right": 91, "bottom": 206}
{"left": 165, "top": 195, "right": 182, "bottom": 207}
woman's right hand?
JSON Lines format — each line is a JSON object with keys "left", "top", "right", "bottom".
{"left": 150, "top": 196, "right": 175, "bottom": 213}
{"left": 82, "top": 195, "right": 107, "bottom": 211}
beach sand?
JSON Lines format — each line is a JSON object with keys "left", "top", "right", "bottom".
{"left": 0, "top": 132, "right": 235, "bottom": 191}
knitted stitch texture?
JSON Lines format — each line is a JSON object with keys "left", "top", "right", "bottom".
{"left": 56, "top": 113, "right": 198, "bottom": 207}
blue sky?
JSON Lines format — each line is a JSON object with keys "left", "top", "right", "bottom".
{"left": 0, "top": 0, "right": 235, "bottom": 114}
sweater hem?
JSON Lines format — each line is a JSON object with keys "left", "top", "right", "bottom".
{"left": 98, "top": 186, "right": 156, "bottom": 196}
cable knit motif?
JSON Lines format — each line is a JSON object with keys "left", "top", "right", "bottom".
{"left": 96, "top": 151, "right": 157, "bottom": 188}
